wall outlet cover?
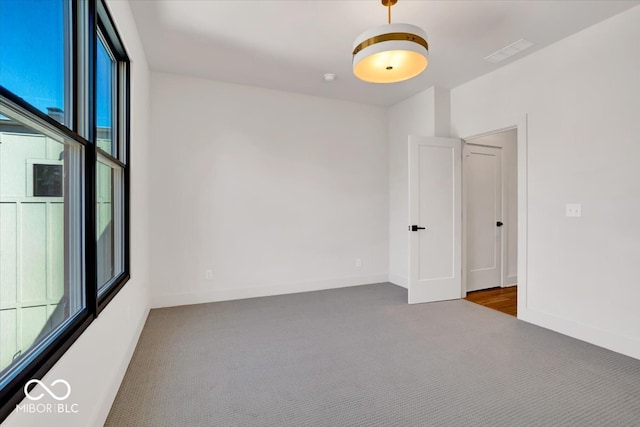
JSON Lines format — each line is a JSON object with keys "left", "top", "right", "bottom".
{"left": 565, "top": 203, "right": 582, "bottom": 217}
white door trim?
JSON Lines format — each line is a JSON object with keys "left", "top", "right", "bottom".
{"left": 459, "top": 114, "right": 528, "bottom": 318}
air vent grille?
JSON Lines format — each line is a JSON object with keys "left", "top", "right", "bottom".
{"left": 484, "top": 38, "right": 535, "bottom": 63}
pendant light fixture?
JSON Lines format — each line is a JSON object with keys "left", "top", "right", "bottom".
{"left": 352, "top": 0, "right": 429, "bottom": 84}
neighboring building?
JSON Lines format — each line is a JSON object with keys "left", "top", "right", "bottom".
{"left": 0, "top": 114, "right": 66, "bottom": 373}
{"left": 0, "top": 112, "right": 112, "bottom": 374}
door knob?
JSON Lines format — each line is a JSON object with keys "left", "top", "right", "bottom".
{"left": 410, "top": 225, "right": 426, "bottom": 231}
{"left": 496, "top": 221, "right": 504, "bottom": 227}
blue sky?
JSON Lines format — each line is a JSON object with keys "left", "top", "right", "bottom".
{"left": 0, "top": 0, "right": 64, "bottom": 113}
{"left": 0, "top": 0, "right": 111, "bottom": 127}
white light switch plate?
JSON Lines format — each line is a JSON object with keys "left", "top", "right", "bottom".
{"left": 566, "top": 203, "right": 582, "bottom": 217}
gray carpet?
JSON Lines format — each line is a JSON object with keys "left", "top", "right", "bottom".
{"left": 105, "top": 283, "right": 640, "bottom": 427}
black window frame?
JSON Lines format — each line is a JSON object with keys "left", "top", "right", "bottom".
{"left": 0, "top": 0, "right": 130, "bottom": 421}
{"left": 94, "top": 0, "right": 130, "bottom": 313}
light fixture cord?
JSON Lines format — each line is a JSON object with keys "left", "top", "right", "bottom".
{"left": 388, "top": 0, "right": 391, "bottom": 24}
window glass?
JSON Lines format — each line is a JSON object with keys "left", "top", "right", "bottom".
{"left": 96, "top": 160, "right": 113, "bottom": 288}
{"left": 33, "top": 164, "right": 64, "bottom": 197}
{"left": 96, "top": 159, "right": 123, "bottom": 291}
{"left": 0, "top": 0, "right": 68, "bottom": 125}
{"left": 0, "top": 107, "right": 84, "bottom": 377}
{"left": 96, "top": 34, "right": 116, "bottom": 155}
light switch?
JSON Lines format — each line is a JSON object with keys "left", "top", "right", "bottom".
{"left": 565, "top": 204, "right": 582, "bottom": 217}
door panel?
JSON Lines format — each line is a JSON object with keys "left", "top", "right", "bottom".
{"left": 409, "top": 136, "right": 462, "bottom": 304}
{"left": 465, "top": 144, "right": 502, "bottom": 292}
{"left": 418, "top": 146, "right": 454, "bottom": 280}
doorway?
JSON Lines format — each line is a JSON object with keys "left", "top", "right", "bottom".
{"left": 465, "top": 286, "right": 517, "bottom": 316}
{"left": 463, "top": 128, "right": 518, "bottom": 315}
{"left": 407, "top": 116, "right": 527, "bottom": 314}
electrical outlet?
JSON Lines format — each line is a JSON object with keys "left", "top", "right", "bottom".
{"left": 356, "top": 258, "right": 362, "bottom": 269}
{"left": 565, "top": 204, "right": 582, "bottom": 218}
{"left": 205, "top": 269, "right": 213, "bottom": 280}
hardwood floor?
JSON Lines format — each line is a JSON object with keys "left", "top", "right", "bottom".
{"left": 465, "top": 286, "right": 517, "bottom": 317}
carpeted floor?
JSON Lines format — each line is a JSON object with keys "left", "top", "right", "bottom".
{"left": 105, "top": 283, "right": 640, "bottom": 426}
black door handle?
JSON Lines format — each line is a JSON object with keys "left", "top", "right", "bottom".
{"left": 496, "top": 221, "right": 504, "bottom": 227}
{"left": 410, "top": 225, "right": 426, "bottom": 231}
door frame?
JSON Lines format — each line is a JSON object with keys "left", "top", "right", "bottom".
{"left": 459, "top": 114, "right": 528, "bottom": 318}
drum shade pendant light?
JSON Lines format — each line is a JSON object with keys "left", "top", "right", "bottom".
{"left": 352, "top": 0, "right": 429, "bottom": 84}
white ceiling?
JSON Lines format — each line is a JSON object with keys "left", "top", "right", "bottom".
{"left": 129, "top": 0, "right": 639, "bottom": 106}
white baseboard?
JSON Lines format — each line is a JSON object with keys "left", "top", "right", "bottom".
{"left": 518, "top": 307, "right": 640, "bottom": 361}
{"left": 151, "top": 274, "right": 389, "bottom": 309}
{"left": 388, "top": 274, "right": 408, "bottom": 289}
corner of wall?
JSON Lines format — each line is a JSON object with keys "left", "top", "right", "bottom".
{"left": 388, "top": 274, "right": 408, "bottom": 289}
{"left": 433, "top": 87, "right": 451, "bottom": 137}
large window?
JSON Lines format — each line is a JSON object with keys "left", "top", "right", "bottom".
{"left": 0, "top": 0, "right": 130, "bottom": 421}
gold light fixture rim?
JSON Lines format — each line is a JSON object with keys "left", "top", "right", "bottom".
{"left": 352, "top": 32, "right": 429, "bottom": 56}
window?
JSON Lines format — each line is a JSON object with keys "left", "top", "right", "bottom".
{"left": 95, "top": 17, "right": 127, "bottom": 293}
{"left": 33, "top": 164, "right": 64, "bottom": 197}
{"left": 0, "top": 105, "right": 85, "bottom": 379}
{"left": 0, "top": 0, "right": 129, "bottom": 421}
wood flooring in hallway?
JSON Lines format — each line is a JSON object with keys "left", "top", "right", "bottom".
{"left": 465, "top": 286, "right": 517, "bottom": 317}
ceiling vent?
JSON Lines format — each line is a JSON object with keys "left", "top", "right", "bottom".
{"left": 484, "top": 38, "right": 534, "bottom": 64}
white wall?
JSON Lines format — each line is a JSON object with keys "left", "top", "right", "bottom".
{"left": 465, "top": 129, "right": 518, "bottom": 286}
{"left": 150, "top": 73, "right": 389, "bottom": 308}
{"left": 451, "top": 6, "right": 640, "bottom": 359}
{"left": 388, "top": 87, "right": 450, "bottom": 287}
{"left": 2, "top": 0, "right": 151, "bottom": 425}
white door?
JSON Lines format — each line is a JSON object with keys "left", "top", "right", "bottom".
{"left": 408, "top": 136, "right": 462, "bottom": 304}
{"left": 464, "top": 144, "right": 503, "bottom": 292}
